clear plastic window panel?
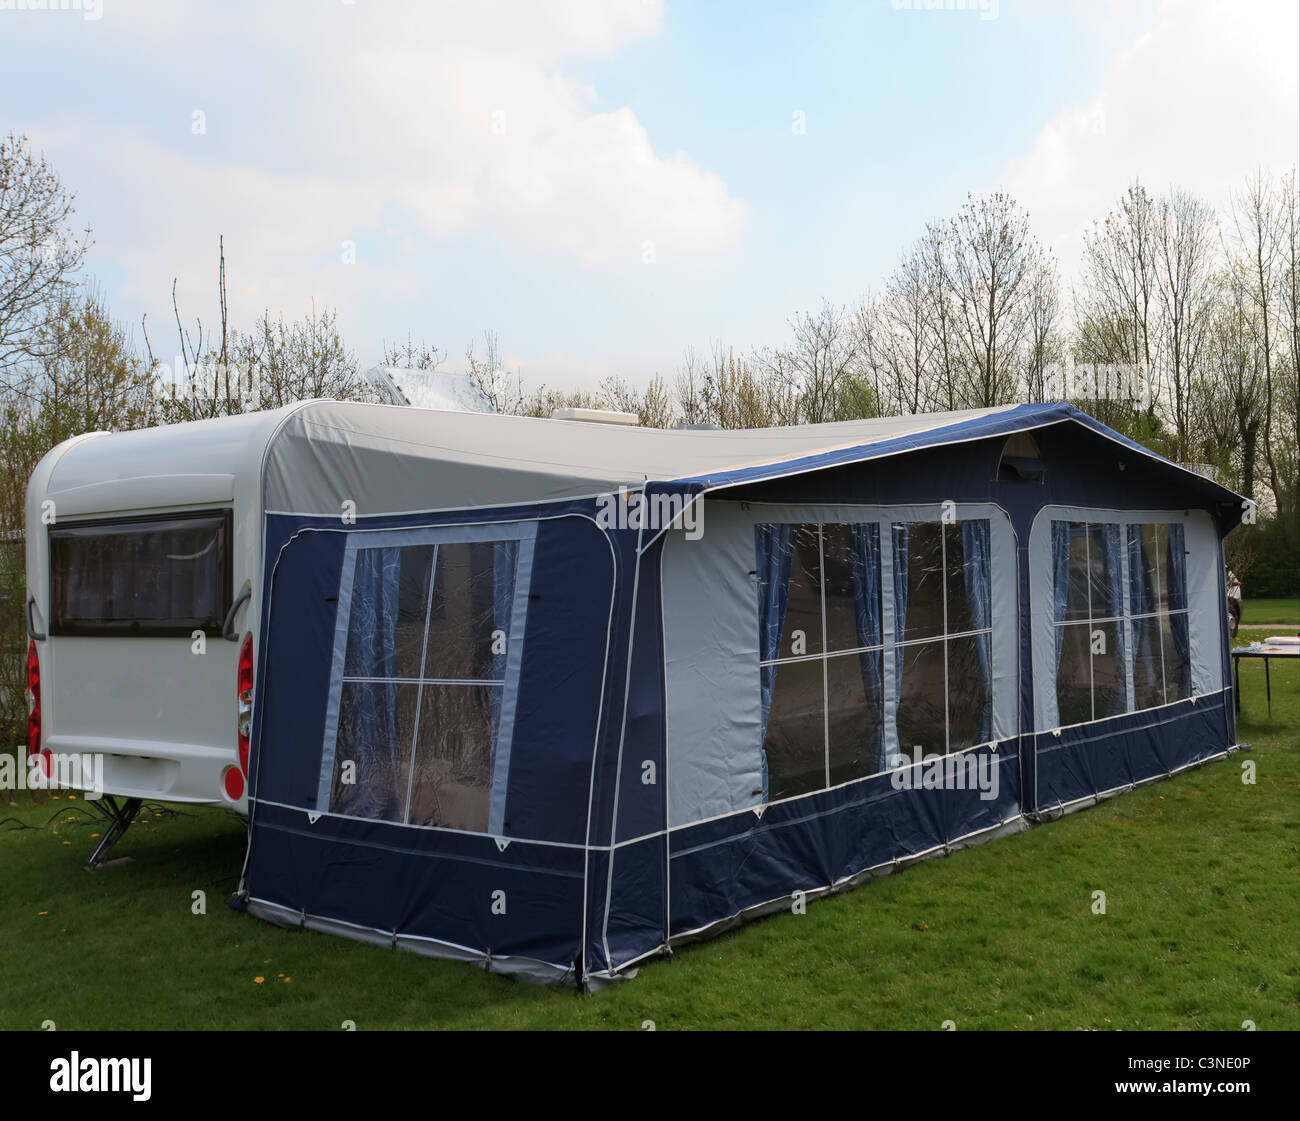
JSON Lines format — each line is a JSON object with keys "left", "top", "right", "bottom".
{"left": 893, "top": 519, "right": 992, "bottom": 755}
{"left": 329, "top": 539, "right": 519, "bottom": 827}
{"left": 1053, "top": 521, "right": 1128, "bottom": 724}
{"left": 757, "top": 522, "right": 886, "bottom": 800}
{"left": 1127, "top": 523, "right": 1190, "bottom": 710}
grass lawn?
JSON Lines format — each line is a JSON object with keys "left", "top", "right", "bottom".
{"left": 1242, "top": 597, "right": 1300, "bottom": 626}
{"left": 1, "top": 666, "right": 1296, "bottom": 1031}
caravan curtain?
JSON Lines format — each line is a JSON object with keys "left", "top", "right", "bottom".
{"left": 1103, "top": 521, "right": 1126, "bottom": 681}
{"left": 489, "top": 540, "right": 520, "bottom": 738}
{"left": 1051, "top": 521, "right": 1070, "bottom": 668}
{"left": 962, "top": 519, "right": 993, "bottom": 744}
{"left": 343, "top": 547, "right": 403, "bottom": 819}
{"left": 1167, "top": 523, "right": 1191, "bottom": 694}
{"left": 850, "top": 524, "right": 884, "bottom": 771}
{"left": 891, "top": 523, "right": 909, "bottom": 758}
{"left": 1127, "top": 524, "right": 1157, "bottom": 697}
{"left": 756, "top": 524, "right": 795, "bottom": 801}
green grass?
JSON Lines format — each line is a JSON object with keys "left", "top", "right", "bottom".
{"left": 2, "top": 673, "right": 1296, "bottom": 1031}
{"left": 1242, "top": 597, "right": 1300, "bottom": 626}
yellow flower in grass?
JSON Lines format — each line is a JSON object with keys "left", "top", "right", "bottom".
{"left": 254, "top": 976, "right": 265, "bottom": 984}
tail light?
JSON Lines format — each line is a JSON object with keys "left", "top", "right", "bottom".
{"left": 237, "top": 634, "right": 253, "bottom": 778}
{"left": 26, "top": 639, "right": 40, "bottom": 756}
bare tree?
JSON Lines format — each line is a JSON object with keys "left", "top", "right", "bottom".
{"left": 1197, "top": 269, "right": 1267, "bottom": 496}
{"left": 0, "top": 133, "right": 91, "bottom": 387}
{"left": 465, "top": 330, "right": 528, "bottom": 415}
{"left": 1271, "top": 169, "right": 1300, "bottom": 520}
{"left": 943, "top": 192, "right": 1042, "bottom": 408}
{"left": 1023, "top": 254, "right": 1064, "bottom": 403}
{"left": 1078, "top": 182, "right": 1158, "bottom": 393}
{"left": 1152, "top": 188, "right": 1217, "bottom": 460}
{"left": 381, "top": 334, "right": 446, "bottom": 371}
{"left": 877, "top": 241, "right": 938, "bottom": 414}
{"left": 757, "top": 300, "right": 864, "bottom": 423}
{"left": 673, "top": 345, "right": 709, "bottom": 425}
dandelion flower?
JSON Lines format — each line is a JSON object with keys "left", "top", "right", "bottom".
{"left": 254, "top": 976, "right": 265, "bottom": 984}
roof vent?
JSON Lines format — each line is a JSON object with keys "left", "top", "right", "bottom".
{"left": 550, "top": 407, "right": 639, "bottom": 427}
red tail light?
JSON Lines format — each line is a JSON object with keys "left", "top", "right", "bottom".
{"left": 26, "top": 639, "right": 40, "bottom": 756}
{"left": 237, "top": 634, "right": 253, "bottom": 778}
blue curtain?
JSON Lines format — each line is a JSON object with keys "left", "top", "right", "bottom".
{"left": 756, "top": 524, "right": 794, "bottom": 801}
{"left": 346, "top": 547, "right": 402, "bottom": 818}
{"left": 489, "top": 540, "right": 519, "bottom": 738}
{"left": 962, "top": 519, "right": 992, "bottom": 743}
{"left": 1051, "top": 521, "right": 1070, "bottom": 670}
{"left": 891, "top": 524, "right": 909, "bottom": 755}
{"left": 850, "top": 524, "right": 884, "bottom": 771}
{"left": 1128, "top": 524, "right": 1157, "bottom": 697}
{"left": 1167, "top": 523, "right": 1191, "bottom": 694}
{"left": 1102, "top": 522, "right": 1126, "bottom": 684}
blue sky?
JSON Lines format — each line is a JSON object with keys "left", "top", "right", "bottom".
{"left": 5, "top": 0, "right": 1297, "bottom": 390}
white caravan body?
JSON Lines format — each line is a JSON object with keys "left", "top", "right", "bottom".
{"left": 24, "top": 405, "right": 303, "bottom": 810}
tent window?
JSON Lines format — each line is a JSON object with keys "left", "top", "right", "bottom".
{"left": 1128, "top": 523, "right": 1190, "bottom": 709}
{"left": 1052, "top": 522, "right": 1127, "bottom": 725}
{"left": 328, "top": 539, "right": 521, "bottom": 832}
{"left": 757, "top": 516, "right": 993, "bottom": 803}
{"left": 893, "top": 520, "right": 992, "bottom": 755}
{"left": 757, "top": 523, "right": 884, "bottom": 801}
{"left": 1049, "top": 520, "right": 1188, "bottom": 725}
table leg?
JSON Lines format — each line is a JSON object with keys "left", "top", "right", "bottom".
{"left": 1265, "top": 656, "right": 1271, "bottom": 720}
{"left": 1234, "top": 656, "right": 1241, "bottom": 714}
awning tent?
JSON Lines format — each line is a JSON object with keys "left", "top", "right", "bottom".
{"left": 237, "top": 401, "right": 1246, "bottom": 986}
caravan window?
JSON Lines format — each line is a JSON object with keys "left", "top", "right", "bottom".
{"left": 1049, "top": 519, "right": 1189, "bottom": 725}
{"left": 327, "top": 536, "right": 525, "bottom": 833}
{"left": 755, "top": 516, "right": 993, "bottom": 803}
{"left": 48, "top": 510, "right": 232, "bottom": 636}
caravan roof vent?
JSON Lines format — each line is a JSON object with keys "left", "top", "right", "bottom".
{"left": 550, "top": 407, "right": 639, "bottom": 427}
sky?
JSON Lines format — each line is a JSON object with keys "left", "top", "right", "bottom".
{"left": 5, "top": 0, "right": 1299, "bottom": 392}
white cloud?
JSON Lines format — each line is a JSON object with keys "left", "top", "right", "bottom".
{"left": 1003, "top": 0, "right": 1300, "bottom": 281}
{"left": 26, "top": 0, "right": 747, "bottom": 340}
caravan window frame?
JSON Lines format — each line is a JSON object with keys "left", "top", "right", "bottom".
{"left": 47, "top": 508, "right": 233, "bottom": 638}
{"left": 316, "top": 521, "right": 536, "bottom": 837}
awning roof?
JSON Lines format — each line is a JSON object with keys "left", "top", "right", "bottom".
{"left": 263, "top": 400, "right": 1245, "bottom": 515}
